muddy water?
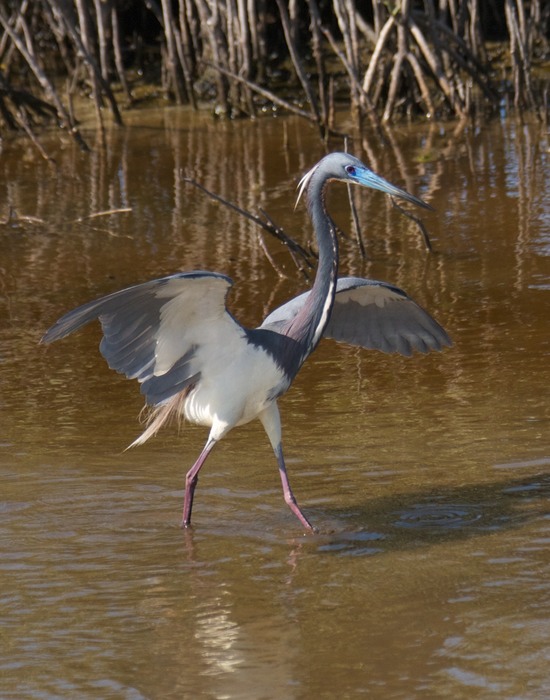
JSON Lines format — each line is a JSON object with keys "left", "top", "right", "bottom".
{"left": 0, "top": 111, "right": 549, "bottom": 699}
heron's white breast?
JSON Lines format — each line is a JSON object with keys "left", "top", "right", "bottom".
{"left": 183, "top": 340, "right": 289, "bottom": 433}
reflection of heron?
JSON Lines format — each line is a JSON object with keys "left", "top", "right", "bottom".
{"left": 42, "top": 152, "right": 451, "bottom": 531}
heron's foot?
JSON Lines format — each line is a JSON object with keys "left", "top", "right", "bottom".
{"left": 303, "top": 524, "right": 319, "bottom": 535}
{"left": 302, "top": 519, "right": 318, "bottom": 534}
{"left": 284, "top": 494, "right": 316, "bottom": 533}
{"left": 296, "top": 509, "right": 318, "bottom": 533}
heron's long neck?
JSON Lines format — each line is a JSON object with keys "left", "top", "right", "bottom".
{"left": 284, "top": 178, "right": 338, "bottom": 359}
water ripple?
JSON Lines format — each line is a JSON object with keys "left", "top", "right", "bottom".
{"left": 393, "top": 502, "right": 484, "bottom": 530}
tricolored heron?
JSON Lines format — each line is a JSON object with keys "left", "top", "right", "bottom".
{"left": 42, "top": 152, "right": 451, "bottom": 531}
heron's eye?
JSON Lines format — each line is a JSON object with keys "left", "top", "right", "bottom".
{"left": 345, "top": 165, "right": 357, "bottom": 177}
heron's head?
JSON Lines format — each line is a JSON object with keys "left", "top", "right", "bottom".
{"left": 297, "top": 152, "right": 432, "bottom": 210}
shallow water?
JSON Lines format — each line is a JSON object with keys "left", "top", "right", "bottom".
{"left": 0, "top": 111, "right": 549, "bottom": 699}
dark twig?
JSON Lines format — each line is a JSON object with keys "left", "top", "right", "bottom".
{"left": 183, "top": 174, "right": 314, "bottom": 270}
{"left": 258, "top": 207, "right": 312, "bottom": 277}
{"left": 343, "top": 137, "right": 366, "bottom": 257}
{"left": 254, "top": 231, "right": 286, "bottom": 278}
{"left": 390, "top": 197, "right": 433, "bottom": 251}
{"left": 346, "top": 184, "right": 366, "bottom": 258}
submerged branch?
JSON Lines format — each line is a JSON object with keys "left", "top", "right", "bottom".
{"left": 390, "top": 197, "right": 433, "bottom": 252}
{"left": 182, "top": 174, "right": 314, "bottom": 273}
{"left": 69, "top": 208, "right": 133, "bottom": 224}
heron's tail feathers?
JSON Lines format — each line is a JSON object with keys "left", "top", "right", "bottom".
{"left": 127, "top": 389, "right": 189, "bottom": 449}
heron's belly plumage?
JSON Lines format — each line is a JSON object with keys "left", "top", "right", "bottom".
{"left": 182, "top": 341, "right": 289, "bottom": 435}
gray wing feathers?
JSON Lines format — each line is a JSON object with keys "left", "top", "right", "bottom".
{"left": 42, "top": 272, "right": 236, "bottom": 405}
{"left": 261, "top": 277, "right": 451, "bottom": 356}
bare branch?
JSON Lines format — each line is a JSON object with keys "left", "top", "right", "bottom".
{"left": 390, "top": 197, "right": 433, "bottom": 252}
{"left": 182, "top": 174, "right": 314, "bottom": 269}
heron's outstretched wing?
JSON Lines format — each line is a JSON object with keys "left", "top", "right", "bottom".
{"left": 42, "top": 272, "right": 246, "bottom": 404}
{"left": 261, "top": 277, "right": 451, "bottom": 356}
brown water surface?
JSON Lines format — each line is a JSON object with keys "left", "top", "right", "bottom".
{"left": 0, "top": 111, "right": 549, "bottom": 699}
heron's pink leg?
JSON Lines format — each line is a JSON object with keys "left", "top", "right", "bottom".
{"left": 274, "top": 444, "right": 316, "bottom": 532}
{"left": 182, "top": 438, "right": 216, "bottom": 527}
{"left": 259, "top": 403, "right": 316, "bottom": 532}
